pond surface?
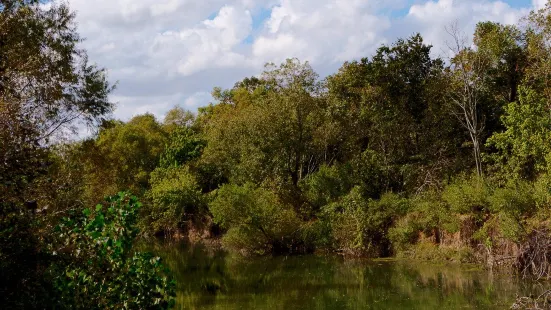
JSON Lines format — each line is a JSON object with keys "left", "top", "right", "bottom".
{"left": 152, "top": 242, "right": 549, "bottom": 310}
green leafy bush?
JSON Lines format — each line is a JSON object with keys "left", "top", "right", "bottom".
{"left": 442, "top": 175, "right": 491, "bottom": 215}
{"left": 145, "top": 166, "right": 204, "bottom": 234}
{"left": 209, "top": 184, "right": 303, "bottom": 255}
{"left": 488, "top": 181, "right": 534, "bottom": 215}
{"left": 472, "top": 181, "right": 535, "bottom": 243}
{"left": 52, "top": 192, "right": 175, "bottom": 309}
{"left": 300, "top": 164, "right": 354, "bottom": 211}
{"left": 398, "top": 241, "right": 475, "bottom": 263}
{"left": 389, "top": 191, "right": 458, "bottom": 252}
{"left": 324, "top": 187, "right": 408, "bottom": 256}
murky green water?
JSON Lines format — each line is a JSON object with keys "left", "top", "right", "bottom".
{"left": 152, "top": 242, "right": 549, "bottom": 309}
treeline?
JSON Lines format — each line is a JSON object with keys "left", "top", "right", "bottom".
{"left": 5, "top": 0, "right": 551, "bottom": 307}
{"left": 56, "top": 1, "right": 551, "bottom": 269}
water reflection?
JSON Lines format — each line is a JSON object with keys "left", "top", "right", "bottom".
{"left": 149, "top": 242, "right": 550, "bottom": 310}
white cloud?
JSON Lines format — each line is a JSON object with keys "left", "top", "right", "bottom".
{"left": 112, "top": 93, "right": 185, "bottom": 120}
{"left": 534, "top": 0, "right": 547, "bottom": 9}
{"left": 402, "top": 0, "right": 530, "bottom": 58}
{"left": 149, "top": 5, "right": 253, "bottom": 77}
{"left": 65, "top": 0, "right": 536, "bottom": 122}
{"left": 255, "top": 0, "right": 391, "bottom": 66}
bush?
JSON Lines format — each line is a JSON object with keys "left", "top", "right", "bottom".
{"left": 52, "top": 192, "right": 175, "bottom": 309}
{"left": 209, "top": 184, "right": 303, "bottom": 255}
{"left": 145, "top": 166, "right": 204, "bottom": 234}
{"left": 300, "top": 164, "right": 353, "bottom": 211}
{"left": 467, "top": 181, "right": 535, "bottom": 244}
{"left": 442, "top": 175, "right": 491, "bottom": 215}
{"left": 389, "top": 190, "right": 458, "bottom": 252}
{"left": 324, "top": 187, "right": 408, "bottom": 256}
{"left": 488, "top": 180, "right": 535, "bottom": 216}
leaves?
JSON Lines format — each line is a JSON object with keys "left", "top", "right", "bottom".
{"left": 52, "top": 192, "right": 176, "bottom": 309}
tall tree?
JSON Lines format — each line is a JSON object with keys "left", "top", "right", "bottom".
{"left": 0, "top": 0, "right": 113, "bottom": 141}
{"left": 0, "top": 1, "right": 114, "bottom": 306}
{"left": 447, "top": 25, "right": 489, "bottom": 177}
{"left": 202, "top": 59, "right": 326, "bottom": 210}
{"left": 80, "top": 114, "right": 167, "bottom": 203}
{"left": 327, "top": 34, "right": 461, "bottom": 193}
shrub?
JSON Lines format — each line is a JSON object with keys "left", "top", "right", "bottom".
{"left": 52, "top": 192, "right": 175, "bottom": 309}
{"left": 488, "top": 180, "right": 535, "bottom": 216}
{"left": 145, "top": 166, "right": 204, "bottom": 234}
{"left": 300, "top": 164, "right": 353, "bottom": 211}
{"left": 389, "top": 191, "right": 458, "bottom": 252}
{"left": 209, "top": 184, "right": 303, "bottom": 255}
{"left": 441, "top": 175, "right": 491, "bottom": 224}
{"left": 324, "top": 187, "right": 408, "bottom": 256}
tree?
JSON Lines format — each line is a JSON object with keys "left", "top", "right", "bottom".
{"left": 487, "top": 87, "right": 551, "bottom": 179}
{"left": 446, "top": 21, "right": 529, "bottom": 178}
{"left": 163, "top": 106, "right": 195, "bottom": 133}
{"left": 327, "top": 34, "right": 461, "bottom": 194}
{"left": 524, "top": 1, "right": 551, "bottom": 102}
{"left": 81, "top": 114, "right": 167, "bottom": 202}
{"left": 473, "top": 22, "right": 526, "bottom": 105}
{"left": 202, "top": 59, "right": 327, "bottom": 210}
{"left": 0, "top": 0, "right": 113, "bottom": 140}
{"left": 446, "top": 24, "right": 489, "bottom": 177}
{"left": 159, "top": 126, "right": 205, "bottom": 169}
{"left": 0, "top": 1, "right": 114, "bottom": 306}
{"left": 0, "top": 101, "right": 51, "bottom": 308}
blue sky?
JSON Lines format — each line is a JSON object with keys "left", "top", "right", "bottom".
{"left": 65, "top": 0, "right": 542, "bottom": 121}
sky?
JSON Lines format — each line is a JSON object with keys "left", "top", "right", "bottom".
{"left": 65, "top": 0, "right": 543, "bottom": 121}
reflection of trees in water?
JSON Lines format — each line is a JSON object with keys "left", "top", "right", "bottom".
{"left": 149, "top": 242, "right": 550, "bottom": 310}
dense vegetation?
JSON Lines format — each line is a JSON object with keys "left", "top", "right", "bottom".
{"left": 140, "top": 2, "right": 551, "bottom": 273}
{"left": 6, "top": 0, "right": 551, "bottom": 307}
{"left": 0, "top": 1, "right": 174, "bottom": 308}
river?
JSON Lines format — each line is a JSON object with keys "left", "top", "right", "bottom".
{"left": 151, "top": 242, "right": 550, "bottom": 309}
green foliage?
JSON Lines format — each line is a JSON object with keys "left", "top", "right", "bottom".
{"left": 81, "top": 114, "right": 168, "bottom": 202}
{"left": 390, "top": 177, "right": 539, "bottom": 253}
{"left": 52, "top": 192, "right": 175, "bottom": 309}
{"left": 201, "top": 59, "right": 327, "bottom": 205}
{"left": 0, "top": 0, "right": 114, "bottom": 306}
{"left": 488, "top": 181, "right": 535, "bottom": 216}
{"left": 398, "top": 241, "right": 475, "bottom": 263}
{"left": 351, "top": 149, "right": 387, "bottom": 198}
{"left": 0, "top": 1, "right": 113, "bottom": 133}
{"left": 487, "top": 87, "right": 551, "bottom": 179}
{"left": 327, "top": 34, "right": 464, "bottom": 194}
{"left": 442, "top": 175, "right": 491, "bottom": 215}
{"left": 389, "top": 190, "right": 457, "bottom": 252}
{"left": 163, "top": 107, "right": 196, "bottom": 132}
{"left": 159, "top": 126, "right": 205, "bottom": 168}
{"left": 145, "top": 166, "right": 204, "bottom": 234}
{"left": 324, "top": 188, "right": 409, "bottom": 256}
{"left": 209, "top": 184, "right": 303, "bottom": 255}
{"left": 300, "top": 164, "right": 354, "bottom": 211}
{"left": 7, "top": 6, "right": 551, "bottom": 308}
